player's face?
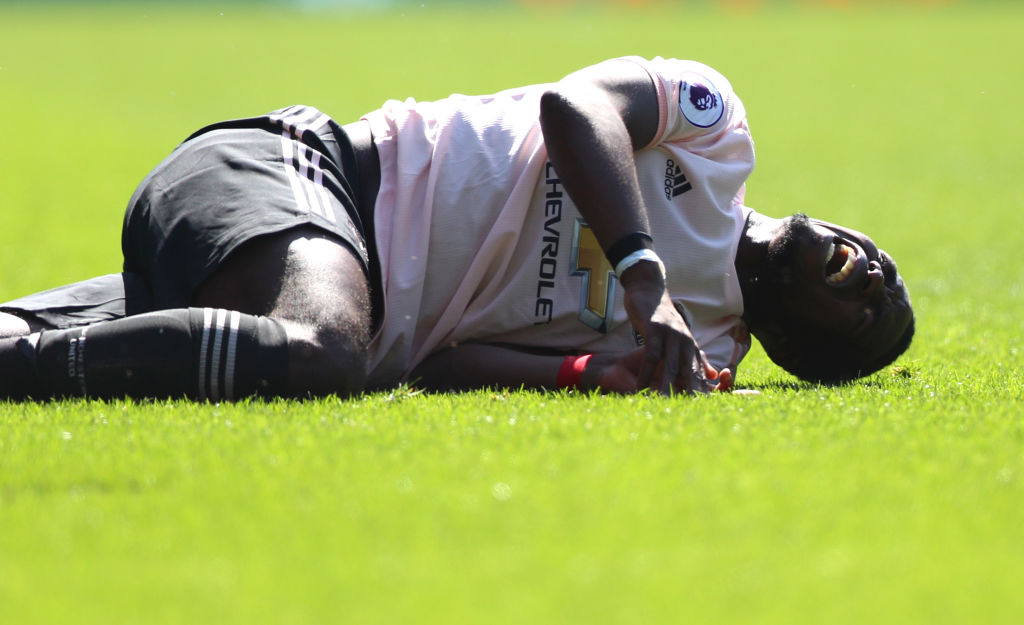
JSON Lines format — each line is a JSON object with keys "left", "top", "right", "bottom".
{"left": 763, "top": 214, "right": 913, "bottom": 358}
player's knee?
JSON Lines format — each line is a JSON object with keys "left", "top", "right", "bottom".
{"left": 0, "top": 312, "right": 39, "bottom": 339}
{"left": 283, "top": 321, "right": 369, "bottom": 397}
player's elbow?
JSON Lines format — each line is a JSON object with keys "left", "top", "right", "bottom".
{"left": 541, "top": 79, "right": 616, "bottom": 123}
{"left": 539, "top": 86, "right": 580, "bottom": 130}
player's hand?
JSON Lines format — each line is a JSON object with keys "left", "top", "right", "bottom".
{"left": 579, "top": 348, "right": 646, "bottom": 393}
{"left": 581, "top": 348, "right": 737, "bottom": 395}
{"left": 619, "top": 260, "right": 715, "bottom": 395}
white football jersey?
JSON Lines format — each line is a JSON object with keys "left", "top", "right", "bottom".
{"left": 362, "top": 57, "right": 755, "bottom": 388}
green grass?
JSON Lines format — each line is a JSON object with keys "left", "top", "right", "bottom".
{"left": 1, "top": 3, "right": 1023, "bottom": 624}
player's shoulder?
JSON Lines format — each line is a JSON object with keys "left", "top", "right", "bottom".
{"left": 616, "top": 56, "right": 735, "bottom": 95}
{"left": 609, "top": 57, "right": 744, "bottom": 143}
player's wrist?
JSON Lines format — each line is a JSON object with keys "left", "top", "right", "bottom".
{"left": 606, "top": 233, "right": 667, "bottom": 280}
{"left": 618, "top": 256, "right": 667, "bottom": 290}
{"left": 556, "top": 353, "right": 593, "bottom": 391}
{"left": 605, "top": 231, "right": 653, "bottom": 268}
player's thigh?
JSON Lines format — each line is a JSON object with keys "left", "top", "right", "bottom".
{"left": 192, "top": 226, "right": 372, "bottom": 395}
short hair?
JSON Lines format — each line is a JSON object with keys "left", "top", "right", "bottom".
{"left": 759, "top": 314, "right": 916, "bottom": 385}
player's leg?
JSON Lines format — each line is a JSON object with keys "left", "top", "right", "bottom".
{"left": 0, "top": 312, "right": 34, "bottom": 339}
{"left": 0, "top": 307, "right": 289, "bottom": 400}
{"left": 0, "top": 228, "right": 370, "bottom": 400}
{"left": 171, "top": 108, "right": 377, "bottom": 397}
{"left": 191, "top": 225, "right": 372, "bottom": 397}
{"left": 0, "top": 272, "right": 223, "bottom": 399}
{"left": 0, "top": 106, "right": 376, "bottom": 400}
{"left": 0, "top": 272, "right": 153, "bottom": 339}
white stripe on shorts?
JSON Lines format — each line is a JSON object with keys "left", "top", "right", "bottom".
{"left": 278, "top": 133, "right": 312, "bottom": 217}
{"left": 271, "top": 106, "right": 328, "bottom": 139}
{"left": 308, "top": 151, "right": 335, "bottom": 223}
{"left": 294, "top": 144, "right": 322, "bottom": 218}
{"left": 271, "top": 105, "right": 320, "bottom": 138}
{"left": 279, "top": 133, "right": 334, "bottom": 222}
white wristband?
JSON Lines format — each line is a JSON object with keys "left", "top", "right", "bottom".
{"left": 614, "top": 249, "right": 666, "bottom": 280}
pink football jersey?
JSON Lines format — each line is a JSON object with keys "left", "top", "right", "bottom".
{"left": 362, "top": 57, "right": 755, "bottom": 388}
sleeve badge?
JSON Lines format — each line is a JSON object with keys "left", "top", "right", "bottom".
{"left": 678, "top": 73, "right": 725, "bottom": 128}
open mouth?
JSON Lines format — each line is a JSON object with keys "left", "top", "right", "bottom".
{"left": 824, "top": 239, "right": 860, "bottom": 286}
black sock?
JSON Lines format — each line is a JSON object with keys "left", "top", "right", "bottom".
{"left": 0, "top": 308, "right": 288, "bottom": 401}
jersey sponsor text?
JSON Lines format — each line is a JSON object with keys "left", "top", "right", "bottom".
{"left": 534, "top": 162, "right": 563, "bottom": 325}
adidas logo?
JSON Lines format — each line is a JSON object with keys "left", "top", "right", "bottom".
{"left": 664, "top": 159, "right": 692, "bottom": 199}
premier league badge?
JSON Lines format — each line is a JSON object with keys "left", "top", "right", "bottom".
{"left": 678, "top": 73, "right": 724, "bottom": 128}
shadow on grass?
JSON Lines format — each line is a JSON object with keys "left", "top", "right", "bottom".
{"left": 739, "top": 365, "right": 919, "bottom": 394}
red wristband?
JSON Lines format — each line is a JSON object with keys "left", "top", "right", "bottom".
{"left": 556, "top": 354, "right": 592, "bottom": 389}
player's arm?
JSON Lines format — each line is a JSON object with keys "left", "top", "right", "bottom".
{"left": 411, "top": 343, "right": 730, "bottom": 394}
{"left": 411, "top": 344, "right": 565, "bottom": 391}
{"left": 409, "top": 343, "right": 645, "bottom": 394}
{"left": 539, "top": 60, "right": 715, "bottom": 395}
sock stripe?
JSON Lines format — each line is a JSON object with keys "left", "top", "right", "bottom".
{"left": 224, "top": 310, "right": 241, "bottom": 401}
{"left": 198, "top": 308, "right": 214, "bottom": 401}
{"left": 209, "top": 309, "right": 228, "bottom": 402}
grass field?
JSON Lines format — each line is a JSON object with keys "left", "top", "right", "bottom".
{"left": 1, "top": 2, "right": 1023, "bottom": 624}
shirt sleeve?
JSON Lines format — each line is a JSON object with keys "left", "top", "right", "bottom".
{"left": 701, "top": 323, "right": 752, "bottom": 376}
{"left": 616, "top": 56, "right": 746, "bottom": 147}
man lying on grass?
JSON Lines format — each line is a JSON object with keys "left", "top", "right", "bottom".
{"left": 0, "top": 57, "right": 914, "bottom": 400}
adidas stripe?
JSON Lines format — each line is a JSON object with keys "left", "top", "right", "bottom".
{"left": 197, "top": 308, "right": 242, "bottom": 402}
{"left": 269, "top": 106, "right": 337, "bottom": 224}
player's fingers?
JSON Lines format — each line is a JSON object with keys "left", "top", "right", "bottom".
{"left": 688, "top": 349, "right": 710, "bottom": 395}
{"left": 681, "top": 369, "right": 708, "bottom": 395}
{"left": 636, "top": 331, "right": 663, "bottom": 391}
{"left": 672, "top": 346, "right": 704, "bottom": 395}
{"left": 714, "top": 368, "right": 733, "bottom": 392}
{"left": 658, "top": 332, "right": 682, "bottom": 395}
{"left": 699, "top": 350, "right": 718, "bottom": 380}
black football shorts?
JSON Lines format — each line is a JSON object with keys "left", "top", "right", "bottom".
{"left": 2, "top": 106, "right": 374, "bottom": 329}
